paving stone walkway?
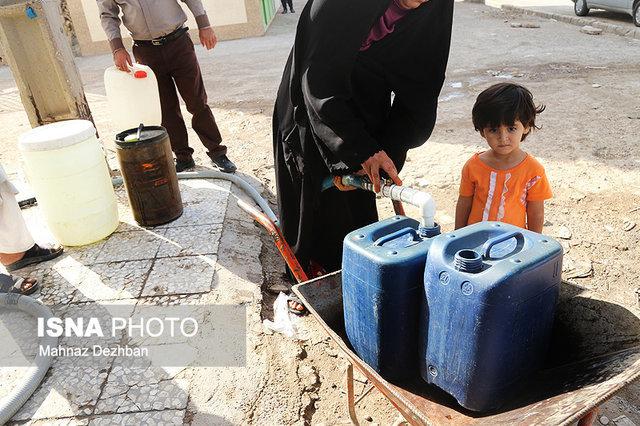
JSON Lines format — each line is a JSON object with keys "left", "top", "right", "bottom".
{"left": 0, "top": 176, "right": 264, "bottom": 424}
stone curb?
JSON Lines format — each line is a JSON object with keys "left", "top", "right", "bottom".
{"left": 501, "top": 4, "right": 640, "bottom": 40}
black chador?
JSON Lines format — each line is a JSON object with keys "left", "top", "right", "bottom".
{"left": 273, "top": 0, "right": 454, "bottom": 273}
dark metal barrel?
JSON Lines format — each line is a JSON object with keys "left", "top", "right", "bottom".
{"left": 115, "top": 126, "right": 182, "bottom": 226}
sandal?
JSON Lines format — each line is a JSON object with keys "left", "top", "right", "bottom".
{"left": 287, "top": 294, "right": 308, "bottom": 316}
{"left": 5, "top": 243, "right": 63, "bottom": 272}
{"left": 0, "top": 273, "right": 39, "bottom": 296}
{"left": 308, "top": 260, "right": 327, "bottom": 279}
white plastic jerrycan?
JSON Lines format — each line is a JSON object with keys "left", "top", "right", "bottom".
{"left": 104, "top": 63, "right": 162, "bottom": 132}
{"left": 19, "top": 120, "right": 119, "bottom": 246}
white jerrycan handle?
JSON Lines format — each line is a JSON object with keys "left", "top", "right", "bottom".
{"left": 111, "top": 63, "right": 147, "bottom": 77}
{"left": 128, "top": 63, "right": 144, "bottom": 74}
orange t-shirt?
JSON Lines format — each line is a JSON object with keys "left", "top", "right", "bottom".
{"left": 459, "top": 153, "right": 552, "bottom": 229}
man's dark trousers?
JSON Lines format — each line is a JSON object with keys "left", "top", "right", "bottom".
{"left": 133, "top": 32, "right": 226, "bottom": 162}
{"left": 281, "top": 0, "right": 293, "bottom": 11}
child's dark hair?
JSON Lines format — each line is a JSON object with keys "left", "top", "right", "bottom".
{"left": 472, "top": 83, "right": 545, "bottom": 141}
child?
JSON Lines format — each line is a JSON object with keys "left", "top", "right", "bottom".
{"left": 455, "top": 83, "right": 551, "bottom": 233}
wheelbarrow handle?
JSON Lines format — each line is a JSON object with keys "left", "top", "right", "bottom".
{"left": 237, "top": 199, "right": 309, "bottom": 283}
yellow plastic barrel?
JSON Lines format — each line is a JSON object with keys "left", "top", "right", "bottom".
{"left": 18, "top": 120, "right": 119, "bottom": 246}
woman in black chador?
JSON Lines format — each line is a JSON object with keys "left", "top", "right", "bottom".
{"left": 273, "top": 0, "right": 454, "bottom": 289}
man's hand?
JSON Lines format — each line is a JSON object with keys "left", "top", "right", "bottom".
{"left": 199, "top": 27, "right": 217, "bottom": 50}
{"left": 113, "top": 48, "right": 132, "bottom": 72}
{"left": 361, "top": 150, "right": 402, "bottom": 193}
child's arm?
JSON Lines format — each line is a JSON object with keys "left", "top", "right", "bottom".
{"left": 526, "top": 200, "right": 545, "bottom": 233}
{"left": 455, "top": 195, "right": 473, "bottom": 230}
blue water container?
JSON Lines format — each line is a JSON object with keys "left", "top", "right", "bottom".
{"left": 420, "top": 221, "right": 563, "bottom": 412}
{"left": 342, "top": 216, "right": 440, "bottom": 380}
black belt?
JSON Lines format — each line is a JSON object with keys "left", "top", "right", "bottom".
{"left": 134, "top": 27, "right": 188, "bottom": 46}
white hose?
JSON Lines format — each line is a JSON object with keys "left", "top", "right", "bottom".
{"left": 175, "top": 170, "right": 278, "bottom": 226}
{"left": 343, "top": 176, "right": 436, "bottom": 228}
{"left": 0, "top": 294, "right": 58, "bottom": 424}
{"left": 379, "top": 184, "right": 436, "bottom": 229}
{"left": 112, "top": 170, "right": 279, "bottom": 226}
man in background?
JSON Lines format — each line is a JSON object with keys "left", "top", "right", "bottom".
{"left": 281, "top": 0, "right": 295, "bottom": 13}
{"left": 98, "top": 0, "right": 237, "bottom": 173}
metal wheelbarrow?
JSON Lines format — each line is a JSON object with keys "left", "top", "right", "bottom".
{"left": 292, "top": 272, "right": 640, "bottom": 425}
{"left": 241, "top": 173, "right": 640, "bottom": 424}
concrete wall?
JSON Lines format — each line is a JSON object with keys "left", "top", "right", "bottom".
{"left": 0, "top": 0, "right": 91, "bottom": 125}
{"left": 0, "top": 0, "right": 77, "bottom": 64}
{"left": 67, "top": 0, "right": 273, "bottom": 56}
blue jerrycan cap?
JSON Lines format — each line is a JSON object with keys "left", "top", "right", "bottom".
{"left": 25, "top": 6, "right": 38, "bottom": 19}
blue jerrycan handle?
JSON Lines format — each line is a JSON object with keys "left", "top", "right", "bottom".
{"left": 482, "top": 231, "right": 525, "bottom": 260}
{"left": 374, "top": 227, "right": 420, "bottom": 247}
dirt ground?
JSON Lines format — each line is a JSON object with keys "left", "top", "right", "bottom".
{"left": 1, "top": 0, "right": 639, "bottom": 424}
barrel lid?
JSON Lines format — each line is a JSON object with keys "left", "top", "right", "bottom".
{"left": 115, "top": 125, "right": 167, "bottom": 148}
{"left": 19, "top": 120, "right": 97, "bottom": 152}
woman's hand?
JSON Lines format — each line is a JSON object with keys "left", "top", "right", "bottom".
{"left": 361, "top": 151, "right": 402, "bottom": 192}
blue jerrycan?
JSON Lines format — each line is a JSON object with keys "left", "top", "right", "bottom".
{"left": 420, "top": 221, "right": 563, "bottom": 412}
{"left": 342, "top": 216, "right": 440, "bottom": 380}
